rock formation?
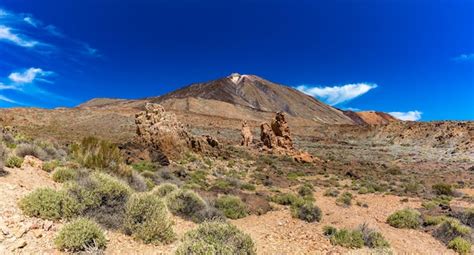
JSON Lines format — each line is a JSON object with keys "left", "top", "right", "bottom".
{"left": 270, "top": 112, "right": 293, "bottom": 150}
{"left": 259, "top": 112, "right": 315, "bottom": 163}
{"left": 241, "top": 121, "right": 253, "bottom": 147}
{"left": 131, "top": 103, "right": 219, "bottom": 164}
{"left": 134, "top": 103, "right": 190, "bottom": 162}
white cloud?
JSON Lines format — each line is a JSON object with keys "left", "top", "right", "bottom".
{"left": 23, "top": 16, "right": 38, "bottom": 27}
{"left": 0, "top": 25, "right": 38, "bottom": 47}
{"left": 389, "top": 111, "right": 422, "bottom": 121}
{"left": 8, "top": 67, "right": 52, "bottom": 84}
{"left": 453, "top": 53, "right": 474, "bottom": 62}
{"left": 296, "top": 83, "right": 377, "bottom": 105}
{"left": 0, "top": 94, "right": 17, "bottom": 104}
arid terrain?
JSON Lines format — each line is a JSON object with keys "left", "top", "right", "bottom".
{"left": 0, "top": 74, "right": 473, "bottom": 254}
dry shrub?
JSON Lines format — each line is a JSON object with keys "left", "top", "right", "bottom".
{"left": 176, "top": 221, "right": 256, "bottom": 255}
{"left": 124, "top": 193, "right": 175, "bottom": 244}
{"left": 19, "top": 188, "right": 80, "bottom": 220}
{"left": 55, "top": 218, "right": 107, "bottom": 252}
{"left": 15, "top": 143, "right": 48, "bottom": 160}
{"left": 70, "top": 137, "right": 123, "bottom": 171}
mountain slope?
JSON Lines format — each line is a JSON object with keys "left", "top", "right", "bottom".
{"left": 342, "top": 110, "right": 399, "bottom": 125}
{"left": 152, "top": 73, "right": 354, "bottom": 124}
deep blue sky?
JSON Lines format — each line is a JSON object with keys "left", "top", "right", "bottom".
{"left": 0, "top": 0, "right": 473, "bottom": 120}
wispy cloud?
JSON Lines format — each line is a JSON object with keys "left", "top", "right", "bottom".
{"left": 296, "top": 83, "right": 377, "bottom": 105}
{"left": 453, "top": 53, "right": 474, "bottom": 62}
{"left": 0, "top": 7, "right": 99, "bottom": 106}
{"left": 0, "top": 25, "right": 38, "bottom": 47}
{"left": 0, "top": 94, "right": 18, "bottom": 104}
{"left": 0, "top": 7, "right": 99, "bottom": 57}
{"left": 389, "top": 111, "right": 422, "bottom": 121}
{"left": 8, "top": 67, "right": 53, "bottom": 84}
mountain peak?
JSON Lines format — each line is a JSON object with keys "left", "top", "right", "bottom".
{"left": 227, "top": 73, "right": 258, "bottom": 84}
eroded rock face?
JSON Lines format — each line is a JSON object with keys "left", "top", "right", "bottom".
{"left": 135, "top": 103, "right": 192, "bottom": 161}
{"left": 260, "top": 122, "right": 276, "bottom": 148}
{"left": 241, "top": 121, "right": 253, "bottom": 147}
{"left": 259, "top": 112, "right": 316, "bottom": 163}
{"left": 132, "top": 103, "right": 218, "bottom": 163}
{"left": 271, "top": 112, "right": 293, "bottom": 150}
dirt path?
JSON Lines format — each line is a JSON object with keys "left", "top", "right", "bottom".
{"left": 0, "top": 166, "right": 459, "bottom": 254}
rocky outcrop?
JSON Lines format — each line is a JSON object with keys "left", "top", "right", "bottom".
{"left": 134, "top": 103, "right": 190, "bottom": 162}
{"left": 271, "top": 112, "right": 293, "bottom": 150}
{"left": 241, "top": 121, "right": 253, "bottom": 147}
{"left": 259, "top": 112, "right": 316, "bottom": 163}
{"left": 131, "top": 103, "right": 219, "bottom": 164}
{"left": 260, "top": 123, "right": 276, "bottom": 148}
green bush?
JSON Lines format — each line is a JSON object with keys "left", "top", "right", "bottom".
{"left": 447, "top": 237, "right": 471, "bottom": 255}
{"left": 176, "top": 221, "right": 256, "bottom": 255}
{"left": 5, "top": 155, "right": 23, "bottom": 168}
{"left": 19, "top": 188, "right": 79, "bottom": 220}
{"left": 241, "top": 183, "right": 256, "bottom": 191}
{"left": 54, "top": 218, "right": 107, "bottom": 252}
{"left": 387, "top": 209, "right": 421, "bottom": 229}
{"left": 291, "top": 201, "right": 322, "bottom": 222}
{"left": 70, "top": 137, "right": 123, "bottom": 171}
{"left": 271, "top": 193, "right": 302, "bottom": 206}
{"left": 124, "top": 193, "right": 175, "bottom": 244}
{"left": 459, "top": 208, "right": 474, "bottom": 227}
{"left": 131, "top": 160, "right": 155, "bottom": 172}
{"left": 358, "top": 223, "right": 390, "bottom": 248}
{"left": 52, "top": 167, "right": 77, "bottom": 183}
{"left": 64, "top": 172, "right": 133, "bottom": 228}
{"left": 336, "top": 192, "right": 353, "bottom": 207}
{"left": 323, "top": 226, "right": 337, "bottom": 236}
{"left": 323, "top": 188, "right": 340, "bottom": 197}
{"left": 298, "top": 183, "right": 314, "bottom": 197}
{"left": 153, "top": 183, "right": 179, "bottom": 197}
{"left": 215, "top": 195, "right": 248, "bottom": 219}
{"left": 432, "top": 183, "right": 454, "bottom": 196}
{"left": 434, "top": 218, "right": 471, "bottom": 244}
{"left": 42, "top": 160, "right": 60, "bottom": 172}
{"left": 166, "top": 189, "right": 207, "bottom": 221}
{"left": 423, "top": 215, "right": 449, "bottom": 226}
{"left": 330, "top": 229, "right": 364, "bottom": 248}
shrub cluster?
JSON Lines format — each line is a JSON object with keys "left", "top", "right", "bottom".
{"left": 70, "top": 137, "right": 123, "bottom": 171}
{"left": 124, "top": 193, "right": 175, "bottom": 244}
{"left": 432, "top": 183, "right": 454, "bottom": 196}
{"left": 176, "top": 221, "right": 256, "bottom": 255}
{"left": 5, "top": 155, "right": 23, "bottom": 168}
{"left": 215, "top": 195, "right": 248, "bottom": 219}
{"left": 52, "top": 167, "right": 77, "bottom": 183}
{"left": 447, "top": 237, "right": 471, "bottom": 255}
{"left": 433, "top": 218, "right": 471, "bottom": 244}
{"left": 153, "top": 183, "right": 179, "bottom": 197}
{"left": 325, "top": 224, "right": 389, "bottom": 249}
{"left": 291, "top": 201, "right": 322, "bottom": 223}
{"left": 65, "top": 172, "right": 133, "bottom": 228}
{"left": 166, "top": 189, "right": 207, "bottom": 222}
{"left": 15, "top": 143, "right": 48, "bottom": 161}
{"left": 387, "top": 208, "right": 421, "bottom": 229}
{"left": 336, "top": 192, "right": 353, "bottom": 207}
{"left": 54, "top": 218, "right": 107, "bottom": 252}
{"left": 271, "top": 192, "right": 301, "bottom": 206}
{"left": 18, "top": 188, "right": 80, "bottom": 220}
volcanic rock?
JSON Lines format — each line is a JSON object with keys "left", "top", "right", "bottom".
{"left": 241, "top": 121, "right": 253, "bottom": 147}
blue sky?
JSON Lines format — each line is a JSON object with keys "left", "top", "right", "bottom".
{"left": 0, "top": 0, "right": 473, "bottom": 121}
